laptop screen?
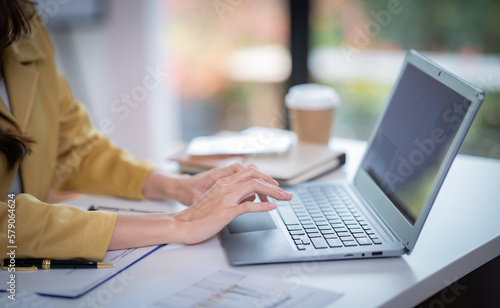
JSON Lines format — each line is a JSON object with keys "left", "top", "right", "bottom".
{"left": 362, "top": 63, "right": 472, "bottom": 225}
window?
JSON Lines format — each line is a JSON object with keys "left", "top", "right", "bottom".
{"left": 165, "top": 0, "right": 500, "bottom": 159}
{"left": 164, "top": 0, "right": 290, "bottom": 140}
{"left": 310, "top": 0, "right": 500, "bottom": 159}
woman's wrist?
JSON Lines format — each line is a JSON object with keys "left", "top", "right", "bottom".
{"left": 142, "top": 170, "right": 191, "bottom": 202}
{"left": 142, "top": 170, "right": 178, "bottom": 199}
{"left": 109, "top": 212, "right": 186, "bottom": 249}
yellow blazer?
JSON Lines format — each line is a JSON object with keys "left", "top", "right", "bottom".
{"left": 0, "top": 15, "right": 156, "bottom": 260}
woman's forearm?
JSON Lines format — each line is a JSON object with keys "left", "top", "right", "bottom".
{"left": 108, "top": 213, "right": 183, "bottom": 250}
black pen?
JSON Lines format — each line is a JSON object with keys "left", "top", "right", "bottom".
{"left": 88, "top": 204, "right": 158, "bottom": 213}
{"left": 1, "top": 259, "right": 114, "bottom": 271}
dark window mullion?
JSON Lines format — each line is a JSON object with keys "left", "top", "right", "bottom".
{"left": 286, "top": 0, "right": 310, "bottom": 129}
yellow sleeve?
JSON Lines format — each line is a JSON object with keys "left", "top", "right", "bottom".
{"left": 19, "top": 10, "right": 158, "bottom": 200}
{"left": 0, "top": 194, "right": 117, "bottom": 260}
{"left": 51, "top": 69, "right": 157, "bottom": 199}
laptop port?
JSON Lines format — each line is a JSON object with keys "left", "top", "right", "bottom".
{"left": 372, "top": 251, "right": 383, "bottom": 256}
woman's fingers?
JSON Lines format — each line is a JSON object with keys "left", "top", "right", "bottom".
{"left": 258, "top": 193, "right": 269, "bottom": 203}
{"left": 183, "top": 163, "right": 248, "bottom": 204}
{"left": 240, "top": 193, "right": 270, "bottom": 204}
{"left": 209, "top": 163, "right": 247, "bottom": 180}
{"left": 218, "top": 165, "right": 279, "bottom": 187}
{"left": 231, "top": 178, "right": 291, "bottom": 206}
{"left": 241, "top": 195, "right": 257, "bottom": 203}
{"left": 240, "top": 201, "right": 277, "bottom": 213}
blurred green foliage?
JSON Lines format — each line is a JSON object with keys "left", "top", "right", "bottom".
{"left": 310, "top": 0, "right": 500, "bottom": 159}
{"left": 358, "top": 0, "right": 500, "bottom": 53}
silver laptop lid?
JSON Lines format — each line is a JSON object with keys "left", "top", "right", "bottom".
{"left": 353, "top": 50, "right": 484, "bottom": 254}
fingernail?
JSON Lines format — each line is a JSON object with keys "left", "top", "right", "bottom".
{"left": 268, "top": 203, "right": 276, "bottom": 209}
{"left": 281, "top": 192, "right": 286, "bottom": 199}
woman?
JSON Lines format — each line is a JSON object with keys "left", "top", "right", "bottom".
{"left": 0, "top": 1, "right": 292, "bottom": 261}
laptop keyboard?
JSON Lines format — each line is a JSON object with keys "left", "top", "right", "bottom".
{"left": 275, "top": 185, "right": 382, "bottom": 251}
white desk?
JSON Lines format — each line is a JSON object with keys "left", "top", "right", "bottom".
{"left": 31, "top": 138, "right": 500, "bottom": 307}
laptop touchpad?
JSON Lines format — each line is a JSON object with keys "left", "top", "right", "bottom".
{"left": 227, "top": 212, "right": 277, "bottom": 234}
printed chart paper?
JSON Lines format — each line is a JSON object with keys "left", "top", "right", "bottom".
{"left": 111, "top": 263, "right": 342, "bottom": 308}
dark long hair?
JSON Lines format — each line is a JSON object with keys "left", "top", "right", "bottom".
{"left": 0, "top": 0, "right": 33, "bottom": 52}
{"left": 0, "top": 0, "right": 35, "bottom": 171}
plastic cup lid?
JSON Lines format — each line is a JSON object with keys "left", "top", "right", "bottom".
{"left": 285, "top": 83, "right": 340, "bottom": 110}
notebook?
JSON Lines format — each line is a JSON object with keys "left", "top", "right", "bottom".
{"left": 170, "top": 140, "right": 346, "bottom": 186}
{"left": 220, "top": 50, "right": 485, "bottom": 265}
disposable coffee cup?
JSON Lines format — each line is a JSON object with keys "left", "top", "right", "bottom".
{"left": 285, "top": 83, "right": 340, "bottom": 144}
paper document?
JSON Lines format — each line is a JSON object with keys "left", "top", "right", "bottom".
{"left": 0, "top": 246, "right": 162, "bottom": 298}
{"left": 186, "top": 127, "right": 296, "bottom": 156}
{"left": 111, "top": 263, "right": 342, "bottom": 308}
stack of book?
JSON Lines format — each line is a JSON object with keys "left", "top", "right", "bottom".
{"left": 168, "top": 127, "right": 346, "bottom": 186}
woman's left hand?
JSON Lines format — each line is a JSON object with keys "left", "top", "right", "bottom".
{"left": 142, "top": 163, "right": 279, "bottom": 205}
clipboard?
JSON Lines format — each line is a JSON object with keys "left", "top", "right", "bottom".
{"left": 10, "top": 245, "right": 163, "bottom": 299}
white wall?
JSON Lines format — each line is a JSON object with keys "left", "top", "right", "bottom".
{"left": 48, "top": 0, "right": 180, "bottom": 164}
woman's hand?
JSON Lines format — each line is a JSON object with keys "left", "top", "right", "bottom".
{"left": 172, "top": 167, "right": 293, "bottom": 244}
{"left": 111, "top": 166, "right": 292, "bottom": 250}
{"left": 142, "top": 163, "right": 279, "bottom": 205}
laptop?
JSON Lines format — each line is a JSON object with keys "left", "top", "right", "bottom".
{"left": 220, "top": 50, "right": 485, "bottom": 265}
